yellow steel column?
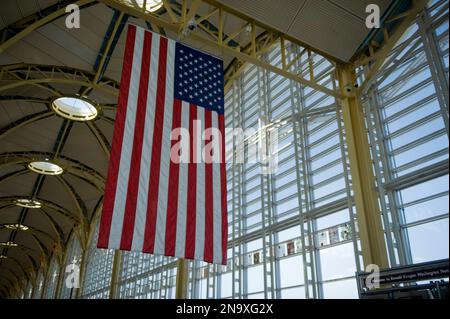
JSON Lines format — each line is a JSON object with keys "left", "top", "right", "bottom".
{"left": 108, "top": 250, "right": 122, "bottom": 299}
{"left": 337, "top": 64, "right": 389, "bottom": 269}
{"left": 175, "top": 259, "right": 189, "bottom": 299}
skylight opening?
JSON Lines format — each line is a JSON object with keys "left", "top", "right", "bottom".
{"left": 0, "top": 242, "right": 18, "bottom": 247}
{"left": 3, "top": 224, "right": 29, "bottom": 231}
{"left": 14, "top": 198, "right": 42, "bottom": 209}
{"left": 28, "top": 160, "right": 64, "bottom": 176}
{"left": 52, "top": 96, "right": 98, "bottom": 121}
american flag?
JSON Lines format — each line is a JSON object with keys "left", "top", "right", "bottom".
{"left": 98, "top": 25, "right": 227, "bottom": 265}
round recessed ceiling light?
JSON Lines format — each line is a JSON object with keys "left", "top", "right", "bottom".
{"left": 127, "top": 0, "right": 163, "bottom": 12}
{"left": 3, "top": 224, "right": 29, "bottom": 231}
{"left": 51, "top": 96, "right": 98, "bottom": 121}
{"left": 14, "top": 198, "right": 42, "bottom": 209}
{"left": 28, "top": 160, "right": 64, "bottom": 175}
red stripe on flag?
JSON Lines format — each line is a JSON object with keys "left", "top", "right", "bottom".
{"left": 184, "top": 104, "right": 197, "bottom": 259}
{"left": 143, "top": 36, "right": 168, "bottom": 254}
{"left": 164, "top": 99, "right": 182, "bottom": 256}
{"left": 98, "top": 25, "right": 136, "bottom": 249}
{"left": 204, "top": 109, "right": 214, "bottom": 263}
{"left": 219, "top": 115, "right": 228, "bottom": 265}
{"left": 119, "top": 30, "right": 153, "bottom": 250}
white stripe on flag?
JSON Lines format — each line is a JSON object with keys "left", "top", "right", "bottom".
{"left": 109, "top": 27, "right": 144, "bottom": 249}
{"left": 154, "top": 39, "right": 176, "bottom": 255}
{"left": 174, "top": 100, "right": 190, "bottom": 258}
{"left": 131, "top": 33, "right": 160, "bottom": 252}
{"left": 212, "top": 112, "right": 222, "bottom": 264}
{"left": 194, "top": 107, "right": 205, "bottom": 261}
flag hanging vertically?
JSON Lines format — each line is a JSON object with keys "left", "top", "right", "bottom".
{"left": 97, "top": 25, "right": 227, "bottom": 265}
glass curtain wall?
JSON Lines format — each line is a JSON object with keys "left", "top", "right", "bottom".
{"left": 80, "top": 218, "right": 115, "bottom": 299}
{"left": 218, "top": 36, "right": 359, "bottom": 300}
{"left": 115, "top": 251, "right": 177, "bottom": 299}
{"left": 24, "top": 277, "right": 33, "bottom": 299}
{"left": 361, "top": 0, "right": 449, "bottom": 266}
{"left": 42, "top": 256, "right": 60, "bottom": 299}
{"left": 31, "top": 269, "right": 44, "bottom": 299}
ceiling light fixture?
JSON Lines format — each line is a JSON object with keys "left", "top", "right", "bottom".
{"left": 14, "top": 198, "right": 42, "bottom": 209}
{"left": 28, "top": 160, "right": 64, "bottom": 175}
{"left": 3, "top": 224, "right": 29, "bottom": 231}
{"left": 51, "top": 96, "right": 98, "bottom": 121}
{"left": 0, "top": 242, "right": 18, "bottom": 247}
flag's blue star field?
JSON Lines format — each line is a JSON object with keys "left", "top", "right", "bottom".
{"left": 174, "top": 42, "right": 224, "bottom": 114}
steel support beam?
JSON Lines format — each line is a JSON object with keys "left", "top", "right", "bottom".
{"left": 337, "top": 64, "right": 389, "bottom": 269}
{"left": 0, "top": 111, "right": 55, "bottom": 141}
{"left": 179, "top": 0, "right": 202, "bottom": 34}
{"left": 55, "top": 176, "right": 89, "bottom": 228}
{"left": 0, "top": 151, "right": 106, "bottom": 191}
{"left": 108, "top": 250, "right": 122, "bottom": 298}
{"left": 0, "top": 227, "right": 56, "bottom": 247}
{"left": 0, "top": 0, "right": 96, "bottom": 54}
{"left": 93, "top": 11, "right": 127, "bottom": 84}
{"left": 98, "top": 0, "right": 341, "bottom": 98}
{"left": 0, "top": 64, "right": 119, "bottom": 96}
{"left": 0, "top": 96, "right": 49, "bottom": 104}
{"left": 86, "top": 121, "right": 111, "bottom": 157}
{"left": 175, "top": 259, "right": 189, "bottom": 298}
{"left": 356, "top": 0, "right": 427, "bottom": 94}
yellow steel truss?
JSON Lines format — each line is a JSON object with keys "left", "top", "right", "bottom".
{"left": 98, "top": 0, "right": 342, "bottom": 98}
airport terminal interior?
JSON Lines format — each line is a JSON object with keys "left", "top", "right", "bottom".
{"left": 0, "top": 0, "right": 448, "bottom": 299}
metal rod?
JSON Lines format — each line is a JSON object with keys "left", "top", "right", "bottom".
{"left": 175, "top": 258, "right": 189, "bottom": 299}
